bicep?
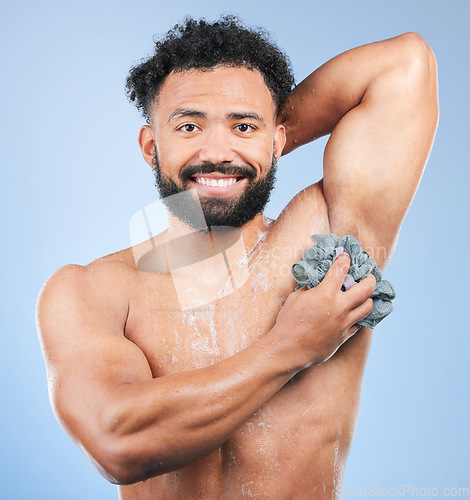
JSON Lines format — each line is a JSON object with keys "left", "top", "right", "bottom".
{"left": 37, "top": 265, "right": 153, "bottom": 453}
{"left": 322, "top": 33, "right": 438, "bottom": 267}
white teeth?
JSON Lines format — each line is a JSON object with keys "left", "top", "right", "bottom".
{"left": 194, "top": 177, "right": 238, "bottom": 187}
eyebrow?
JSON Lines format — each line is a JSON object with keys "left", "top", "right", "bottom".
{"left": 227, "top": 112, "right": 265, "bottom": 124}
{"left": 167, "top": 108, "right": 266, "bottom": 124}
{"left": 168, "top": 108, "right": 206, "bottom": 122}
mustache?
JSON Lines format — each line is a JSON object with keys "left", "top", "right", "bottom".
{"left": 180, "top": 162, "right": 257, "bottom": 182}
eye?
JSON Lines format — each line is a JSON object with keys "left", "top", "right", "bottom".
{"left": 235, "top": 123, "right": 255, "bottom": 133}
{"left": 178, "top": 123, "right": 199, "bottom": 133}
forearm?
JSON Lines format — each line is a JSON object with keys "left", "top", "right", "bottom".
{"left": 278, "top": 33, "right": 432, "bottom": 154}
{"left": 96, "top": 330, "right": 298, "bottom": 484}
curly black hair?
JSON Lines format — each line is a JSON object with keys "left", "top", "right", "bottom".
{"left": 126, "top": 16, "right": 295, "bottom": 122}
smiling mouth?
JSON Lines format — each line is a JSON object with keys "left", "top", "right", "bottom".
{"left": 188, "top": 171, "right": 250, "bottom": 194}
{"left": 182, "top": 162, "right": 256, "bottom": 191}
{"left": 191, "top": 175, "right": 243, "bottom": 188}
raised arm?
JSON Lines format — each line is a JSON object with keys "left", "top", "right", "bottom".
{"left": 279, "top": 33, "right": 439, "bottom": 267}
{"left": 37, "top": 259, "right": 374, "bottom": 485}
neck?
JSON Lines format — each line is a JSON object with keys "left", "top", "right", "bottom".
{"left": 166, "top": 211, "right": 271, "bottom": 257}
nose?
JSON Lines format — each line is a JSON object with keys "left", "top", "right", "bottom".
{"left": 198, "top": 127, "right": 236, "bottom": 164}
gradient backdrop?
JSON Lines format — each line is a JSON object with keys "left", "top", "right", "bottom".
{"left": 2, "top": 0, "right": 469, "bottom": 498}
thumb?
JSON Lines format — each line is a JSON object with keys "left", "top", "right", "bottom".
{"left": 322, "top": 253, "right": 350, "bottom": 290}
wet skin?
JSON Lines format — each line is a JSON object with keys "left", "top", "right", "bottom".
{"left": 37, "top": 34, "right": 439, "bottom": 499}
{"left": 126, "top": 68, "right": 358, "bottom": 496}
{"left": 117, "top": 188, "right": 368, "bottom": 499}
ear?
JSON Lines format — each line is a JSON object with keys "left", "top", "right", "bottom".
{"left": 273, "top": 124, "right": 286, "bottom": 163}
{"left": 138, "top": 125, "right": 156, "bottom": 168}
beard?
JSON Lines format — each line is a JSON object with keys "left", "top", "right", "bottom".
{"left": 153, "top": 149, "right": 277, "bottom": 229}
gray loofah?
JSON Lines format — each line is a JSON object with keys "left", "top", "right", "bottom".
{"left": 291, "top": 234, "right": 396, "bottom": 328}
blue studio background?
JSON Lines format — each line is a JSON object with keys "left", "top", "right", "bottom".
{"left": 1, "top": 0, "right": 469, "bottom": 498}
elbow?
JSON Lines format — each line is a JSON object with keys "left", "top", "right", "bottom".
{"left": 90, "top": 434, "right": 158, "bottom": 485}
{"left": 96, "top": 446, "right": 136, "bottom": 486}
{"left": 390, "top": 32, "right": 439, "bottom": 125}
{"left": 394, "top": 32, "right": 438, "bottom": 86}
{"left": 101, "top": 465, "right": 143, "bottom": 487}
{"left": 94, "top": 430, "right": 198, "bottom": 485}
{"left": 84, "top": 400, "right": 181, "bottom": 484}
{"left": 53, "top": 392, "right": 170, "bottom": 484}
{"left": 88, "top": 415, "right": 180, "bottom": 485}
{"left": 86, "top": 404, "right": 147, "bottom": 484}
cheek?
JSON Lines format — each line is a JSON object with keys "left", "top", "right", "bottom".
{"left": 241, "top": 136, "right": 274, "bottom": 165}
{"left": 256, "top": 140, "right": 276, "bottom": 168}
{"left": 155, "top": 134, "right": 195, "bottom": 171}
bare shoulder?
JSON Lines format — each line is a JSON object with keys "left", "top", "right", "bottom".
{"left": 37, "top": 252, "right": 136, "bottom": 309}
{"left": 36, "top": 253, "right": 138, "bottom": 360}
{"left": 38, "top": 245, "right": 138, "bottom": 308}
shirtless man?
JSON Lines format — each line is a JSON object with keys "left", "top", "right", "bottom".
{"left": 37, "top": 17, "right": 438, "bottom": 499}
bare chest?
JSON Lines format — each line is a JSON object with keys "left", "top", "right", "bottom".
{"left": 125, "top": 249, "right": 290, "bottom": 377}
{"left": 119, "top": 194, "right": 367, "bottom": 497}
{"left": 122, "top": 253, "right": 361, "bottom": 496}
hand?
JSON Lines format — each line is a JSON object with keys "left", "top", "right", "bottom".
{"left": 271, "top": 253, "right": 376, "bottom": 369}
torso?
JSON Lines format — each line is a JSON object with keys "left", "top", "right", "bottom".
{"left": 100, "top": 183, "right": 373, "bottom": 499}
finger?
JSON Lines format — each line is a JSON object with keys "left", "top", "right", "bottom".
{"left": 321, "top": 253, "right": 351, "bottom": 290}
{"left": 348, "top": 297, "right": 374, "bottom": 326}
{"left": 343, "top": 274, "right": 376, "bottom": 309}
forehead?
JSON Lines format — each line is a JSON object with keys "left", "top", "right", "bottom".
{"left": 152, "top": 66, "right": 276, "bottom": 122}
